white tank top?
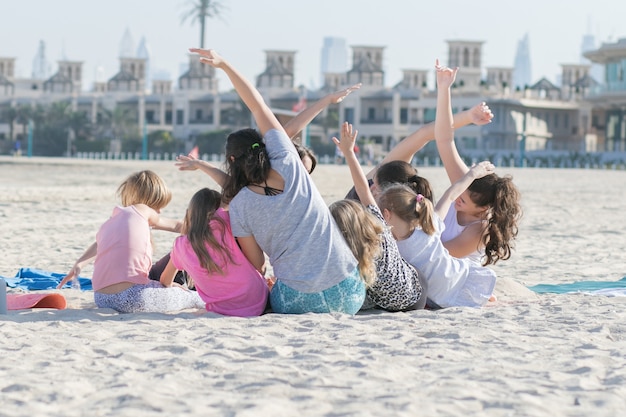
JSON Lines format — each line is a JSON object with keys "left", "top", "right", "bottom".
{"left": 441, "top": 204, "right": 484, "bottom": 265}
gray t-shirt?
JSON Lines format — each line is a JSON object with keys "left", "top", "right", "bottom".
{"left": 229, "top": 129, "right": 358, "bottom": 293}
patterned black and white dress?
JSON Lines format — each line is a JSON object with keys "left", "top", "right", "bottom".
{"left": 362, "top": 205, "right": 426, "bottom": 312}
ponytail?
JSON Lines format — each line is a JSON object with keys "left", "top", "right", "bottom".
{"left": 415, "top": 194, "right": 435, "bottom": 235}
{"left": 222, "top": 128, "right": 271, "bottom": 203}
{"left": 375, "top": 161, "right": 434, "bottom": 201}
{"left": 377, "top": 184, "right": 436, "bottom": 236}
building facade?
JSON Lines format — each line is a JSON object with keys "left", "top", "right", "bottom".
{"left": 1, "top": 37, "right": 624, "bottom": 161}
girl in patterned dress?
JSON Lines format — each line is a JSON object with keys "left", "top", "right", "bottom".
{"left": 330, "top": 122, "right": 427, "bottom": 312}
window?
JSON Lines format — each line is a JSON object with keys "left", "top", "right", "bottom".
{"left": 176, "top": 110, "right": 184, "bottom": 125}
{"left": 344, "top": 108, "right": 354, "bottom": 124}
{"left": 400, "top": 108, "right": 408, "bottom": 124}
{"left": 368, "top": 107, "right": 375, "bottom": 121}
{"left": 423, "top": 108, "right": 436, "bottom": 123}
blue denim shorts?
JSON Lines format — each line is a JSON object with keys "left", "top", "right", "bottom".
{"left": 269, "top": 268, "right": 365, "bottom": 314}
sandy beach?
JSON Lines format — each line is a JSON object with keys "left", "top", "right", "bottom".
{"left": 1, "top": 156, "right": 626, "bottom": 416}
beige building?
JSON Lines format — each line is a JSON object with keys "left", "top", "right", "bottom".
{"left": 0, "top": 38, "right": 621, "bottom": 163}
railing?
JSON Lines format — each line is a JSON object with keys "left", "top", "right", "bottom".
{"left": 71, "top": 151, "right": 626, "bottom": 169}
{"left": 74, "top": 151, "right": 225, "bottom": 162}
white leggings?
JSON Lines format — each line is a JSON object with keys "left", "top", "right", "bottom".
{"left": 94, "top": 281, "right": 205, "bottom": 313}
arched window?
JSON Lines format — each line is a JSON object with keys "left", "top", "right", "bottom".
{"left": 463, "top": 48, "right": 470, "bottom": 67}
{"left": 473, "top": 48, "right": 481, "bottom": 68}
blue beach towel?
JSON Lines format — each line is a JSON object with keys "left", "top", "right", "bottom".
{"left": 1, "top": 267, "right": 92, "bottom": 291}
{"left": 528, "top": 277, "right": 626, "bottom": 296}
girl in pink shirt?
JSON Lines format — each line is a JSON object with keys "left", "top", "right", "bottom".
{"left": 58, "top": 170, "right": 205, "bottom": 313}
{"left": 159, "top": 188, "right": 269, "bottom": 317}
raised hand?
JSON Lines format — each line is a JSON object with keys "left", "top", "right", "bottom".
{"left": 468, "top": 161, "right": 495, "bottom": 179}
{"left": 332, "top": 122, "right": 358, "bottom": 156}
{"left": 175, "top": 154, "right": 200, "bottom": 171}
{"left": 435, "top": 58, "right": 458, "bottom": 89}
{"left": 328, "top": 83, "right": 362, "bottom": 104}
{"left": 469, "top": 102, "right": 494, "bottom": 125}
{"left": 56, "top": 265, "right": 81, "bottom": 289}
{"left": 189, "top": 48, "right": 225, "bottom": 68}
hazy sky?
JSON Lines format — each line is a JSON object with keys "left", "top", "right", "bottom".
{"left": 1, "top": 0, "right": 624, "bottom": 91}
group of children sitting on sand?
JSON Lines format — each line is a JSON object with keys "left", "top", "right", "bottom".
{"left": 57, "top": 49, "right": 522, "bottom": 317}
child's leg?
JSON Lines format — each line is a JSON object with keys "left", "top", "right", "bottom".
{"left": 95, "top": 282, "right": 205, "bottom": 313}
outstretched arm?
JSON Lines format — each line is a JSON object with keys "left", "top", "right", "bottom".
{"left": 332, "top": 122, "right": 376, "bottom": 207}
{"left": 176, "top": 153, "right": 229, "bottom": 188}
{"left": 284, "top": 83, "right": 361, "bottom": 139}
{"left": 133, "top": 204, "right": 182, "bottom": 233}
{"left": 367, "top": 102, "right": 493, "bottom": 180}
{"left": 435, "top": 161, "right": 494, "bottom": 219}
{"left": 190, "top": 48, "right": 282, "bottom": 136}
{"left": 56, "top": 242, "right": 97, "bottom": 289}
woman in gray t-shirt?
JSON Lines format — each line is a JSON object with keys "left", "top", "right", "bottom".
{"left": 189, "top": 48, "right": 365, "bottom": 314}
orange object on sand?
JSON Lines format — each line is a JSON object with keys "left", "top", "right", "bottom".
{"left": 7, "top": 293, "right": 67, "bottom": 310}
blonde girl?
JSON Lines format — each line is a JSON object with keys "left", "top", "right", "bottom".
{"left": 331, "top": 122, "right": 427, "bottom": 311}
{"left": 58, "top": 170, "right": 205, "bottom": 313}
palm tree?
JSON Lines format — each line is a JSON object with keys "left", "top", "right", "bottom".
{"left": 16, "top": 104, "right": 34, "bottom": 142}
{"left": 1, "top": 106, "right": 17, "bottom": 142}
{"left": 180, "top": 0, "right": 225, "bottom": 48}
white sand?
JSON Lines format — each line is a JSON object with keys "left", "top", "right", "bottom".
{"left": 1, "top": 156, "right": 626, "bottom": 416}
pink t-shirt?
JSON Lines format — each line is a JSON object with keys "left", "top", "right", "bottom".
{"left": 170, "top": 208, "right": 268, "bottom": 317}
{"left": 93, "top": 205, "right": 152, "bottom": 291}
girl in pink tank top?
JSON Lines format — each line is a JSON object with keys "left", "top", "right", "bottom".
{"left": 58, "top": 170, "right": 204, "bottom": 313}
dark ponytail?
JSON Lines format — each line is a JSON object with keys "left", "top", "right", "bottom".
{"left": 375, "top": 160, "right": 433, "bottom": 201}
{"left": 222, "top": 128, "right": 272, "bottom": 204}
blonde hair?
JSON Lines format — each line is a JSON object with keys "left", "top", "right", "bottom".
{"left": 117, "top": 170, "right": 172, "bottom": 210}
{"left": 329, "top": 199, "right": 382, "bottom": 287}
{"left": 377, "top": 184, "right": 435, "bottom": 236}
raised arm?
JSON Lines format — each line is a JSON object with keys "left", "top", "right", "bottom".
{"left": 133, "top": 204, "right": 182, "bottom": 233}
{"left": 434, "top": 58, "right": 458, "bottom": 162}
{"left": 176, "top": 153, "right": 229, "bottom": 188}
{"left": 332, "top": 122, "right": 376, "bottom": 207}
{"left": 434, "top": 161, "right": 494, "bottom": 220}
{"left": 284, "top": 83, "right": 361, "bottom": 139}
{"left": 190, "top": 48, "right": 282, "bottom": 136}
{"left": 367, "top": 102, "right": 493, "bottom": 180}
{"left": 435, "top": 62, "right": 493, "bottom": 184}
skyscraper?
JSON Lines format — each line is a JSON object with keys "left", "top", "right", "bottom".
{"left": 320, "top": 37, "right": 348, "bottom": 85}
{"left": 31, "top": 40, "right": 51, "bottom": 80}
{"left": 580, "top": 18, "right": 605, "bottom": 84}
{"left": 512, "top": 33, "right": 532, "bottom": 90}
{"left": 137, "top": 36, "right": 151, "bottom": 92}
{"left": 119, "top": 28, "right": 135, "bottom": 58}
